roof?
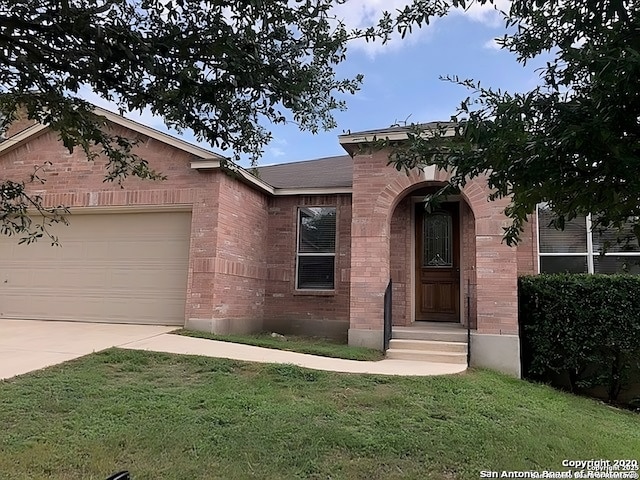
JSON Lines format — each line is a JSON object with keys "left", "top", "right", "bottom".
{"left": 338, "top": 121, "right": 457, "bottom": 155}
{"left": 4, "top": 102, "right": 453, "bottom": 194}
{"left": 256, "top": 155, "right": 353, "bottom": 189}
{"left": 0, "top": 106, "right": 226, "bottom": 161}
{"left": 341, "top": 122, "right": 450, "bottom": 138}
{"left": 94, "top": 107, "right": 225, "bottom": 160}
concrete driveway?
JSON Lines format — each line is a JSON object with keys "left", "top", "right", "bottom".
{"left": 0, "top": 320, "right": 176, "bottom": 380}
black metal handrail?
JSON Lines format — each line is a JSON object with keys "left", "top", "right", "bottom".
{"left": 466, "top": 278, "right": 474, "bottom": 366}
{"left": 383, "top": 279, "right": 392, "bottom": 351}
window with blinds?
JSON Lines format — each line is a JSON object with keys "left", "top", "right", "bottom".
{"left": 537, "top": 205, "right": 640, "bottom": 274}
{"left": 296, "top": 207, "right": 336, "bottom": 289}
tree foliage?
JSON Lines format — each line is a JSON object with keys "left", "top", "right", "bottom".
{"left": 0, "top": 0, "right": 454, "bottom": 242}
{"left": 388, "top": 0, "right": 640, "bottom": 245}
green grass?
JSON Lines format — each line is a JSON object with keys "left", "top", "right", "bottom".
{"left": 1, "top": 349, "right": 638, "bottom": 480}
{"left": 174, "top": 329, "right": 385, "bottom": 361}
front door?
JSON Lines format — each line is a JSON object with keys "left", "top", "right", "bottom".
{"left": 415, "top": 202, "right": 460, "bottom": 322}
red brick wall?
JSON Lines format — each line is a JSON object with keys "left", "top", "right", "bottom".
{"left": 1, "top": 127, "right": 213, "bottom": 203}
{"left": 390, "top": 196, "right": 411, "bottom": 326}
{"left": 210, "top": 173, "right": 268, "bottom": 323}
{"left": 465, "top": 183, "right": 519, "bottom": 335}
{"left": 263, "top": 194, "right": 352, "bottom": 340}
{"left": 0, "top": 123, "right": 270, "bottom": 330}
{"left": 517, "top": 215, "right": 539, "bottom": 275}
{"left": 349, "top": 148, "right": 519, "bottom": 337}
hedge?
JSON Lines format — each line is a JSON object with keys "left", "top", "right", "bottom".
{"left": 518, "top": 274, "right": 640, "bottom": 405}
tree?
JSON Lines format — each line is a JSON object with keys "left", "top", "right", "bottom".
{"left": 0, "top": 0, "right": 454, "bottom": 242}
{"left": 387, "top": 0, "right": 640, "bottom": 245}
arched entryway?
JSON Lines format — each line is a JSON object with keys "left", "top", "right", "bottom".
{"left": 389, "top": 183, "right": 477, "bottom": 328}
{"left": 346, "top": 148, "right": 521, "bottom": 376}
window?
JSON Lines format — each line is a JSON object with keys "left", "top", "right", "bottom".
{"left": 296, "top": 207, "right": 336, "bottom": 289}
{"left": 423, "top": 210, "right": 453, "bottom": 267}
{"left": 537, "top": 205, "right": 640, "bottom": 274}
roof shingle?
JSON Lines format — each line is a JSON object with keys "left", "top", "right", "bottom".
{"left": 256, "top": 155, "right": 353, "bottom": 189}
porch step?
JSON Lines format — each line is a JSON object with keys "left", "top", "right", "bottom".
{"left": 392, "top": 326, "right": 468, "bottom": 343}
{"left": 387, "top": 323, "right": 468, "bottom": 364}
{"left": 386, "top": 348, "right": 467, "bottom": 364}
{"left": 388, "top": 338, "right": 467, "bottom": 353}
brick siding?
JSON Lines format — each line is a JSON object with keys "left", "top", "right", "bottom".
{"left": 1, "top": 118, "right": 532, "bottom": 340}
{"left": 349, "top": 148, "right": 519, "bottom": 338}
{"left": 0, "top": 123, "right": 269, "bottom": 332}
{"left": 263, "top": 194, "right": 351, "bottom": 340}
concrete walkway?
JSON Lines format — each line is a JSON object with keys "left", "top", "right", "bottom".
{"left": 1, "top": 320, "right": 467, "bottom": 379}
{"left": 0, "top": 320, "right": 175, "bottom": 380}
{"left": 122, "top": 333, "right": 467, "bottom": 376}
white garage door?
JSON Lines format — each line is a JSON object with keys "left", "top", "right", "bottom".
{"left": 0, "top": 211, "right": 191, "bottom": 325}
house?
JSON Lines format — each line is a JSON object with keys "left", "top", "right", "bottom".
{"left": 0, "top": 108, "right": 561, "bottom": 377}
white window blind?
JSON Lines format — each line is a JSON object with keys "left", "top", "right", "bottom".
{"left": 296, "top": 207, "right": 336, "bottom": 289}
{"left": 537, "top": 205, "right": 640, "bottom": 274}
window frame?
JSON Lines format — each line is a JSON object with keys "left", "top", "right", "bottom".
{"left": 536, "top": 206, "right": 640, "bottom": 274}
{"left": 295, "top": 206, "right": 337, "bottom": 291}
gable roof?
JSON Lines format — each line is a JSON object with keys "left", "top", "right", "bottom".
{"left": 256, "top": 155, "right": 353, "bottom": 189}
{"left": 0, "top": 106, "right": 226, "bottom": 161}
{"left": 0, "top": 122, "right": 49, "bottom": 154}
{"left": 95, "top": 107, "right": 225, "bottom": 160}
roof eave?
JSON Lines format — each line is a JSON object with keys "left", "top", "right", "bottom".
{"left": 190, "top": 160, "right": 353, "bottom": 196}
{"left": 0, "top": 106, "right": 229, "bottom": 162}
{"left": 338, "top": 125, "right": 458, "bottom": 154}
{"left": 189, "top": 159, "right": 275, "bottom": 195}
{"left": 94, "top": 107, "right": 226, "bottom": 161}
{"left": 0, "top": 123, "right": 49, "bottom": 156}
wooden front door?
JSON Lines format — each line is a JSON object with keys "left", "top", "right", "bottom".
{"left": 415, "top": 202, "right": 460, "bottom": 322}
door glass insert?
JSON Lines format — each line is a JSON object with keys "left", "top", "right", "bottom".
{"left": 423, "top": 210, "right": 452, "bottom": 267}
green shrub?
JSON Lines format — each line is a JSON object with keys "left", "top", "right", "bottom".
{"left": 518, "top": 274, "right": 640, "bottom": 404}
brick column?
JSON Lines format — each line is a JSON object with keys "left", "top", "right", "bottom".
{"left": 186, "top": 171, "right": 269, "bottom": 334}
{"left": 348, "top": 150, "right": 426, "bottom": 348}
{"left": 472, "top": 195, "right": 519, "bottom": 335}
{"left": 348, "top": 151, "right": 393, "bottom": 348}
{"left": 468, "top": 190, "right": 521, "bottom": 376}
{"left": 184, "top": 174, "right": 221, "bottom": 328}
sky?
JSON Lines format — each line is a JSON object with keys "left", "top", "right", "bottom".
{"left": 84, "top": 0, "right": 548, "bottom": 168}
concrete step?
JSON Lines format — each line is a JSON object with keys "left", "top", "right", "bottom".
{"left": 386, "top": 348, "right": 467, "bottom": 364}
{"left": 388, "top": 338, "right": 467, "bottom": 353}
{"left": 392, "top": 328, "right": 468, "bottom": 343}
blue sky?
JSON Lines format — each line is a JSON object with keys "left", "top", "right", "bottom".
{"left": 85, "top": 1, "right": 547, "bottom": 168}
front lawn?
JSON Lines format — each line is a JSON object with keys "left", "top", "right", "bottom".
{"left": 0, "top": 349, "right": 638, "bottom": 480}
{"left": 175, "top": 329, "right": 385, "bottom": 361}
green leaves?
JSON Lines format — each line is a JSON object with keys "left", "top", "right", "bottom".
{"left": 0, "top": 0, "right": 451, "bottom": 167}
{"left": 519, "top": 274, "right": 640, "bottom": 404}
{"left": 388, "top": 0, "right": 640, "bottom": 246}
{"left": 0, "top": 163, "right": 69, "bottom": 245}
{"left": 0, "top": 0, "right": 455, "bottom": 242}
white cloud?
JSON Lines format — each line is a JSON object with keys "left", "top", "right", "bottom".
{"left": 332, "top": 0, "right": 437, "bottom": 57}
{"left": 268, "top": 137, "right": 288, "bottom": 158}
{"left": 483, "top": 37, "right": 503, "bottom": 51}
{"left": 451, "top": 0, "right": 511, "bottom": 27}
{"left": 269, "top": 146, "right": 286, "bottom": 157}
{"left": 331, "top": 0, "right": 512, "bottom": 57}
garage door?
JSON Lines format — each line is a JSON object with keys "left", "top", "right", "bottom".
{"left": 0, "top": 211, "right": 191, "bottom": 325}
